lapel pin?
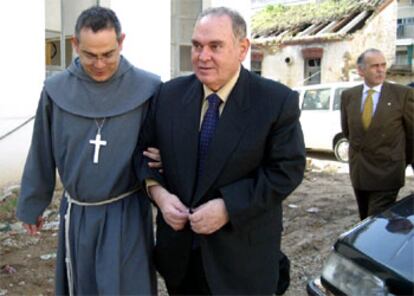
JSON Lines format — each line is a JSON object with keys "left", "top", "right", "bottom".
{"left": 387, "top": 102, "right": 391, "bottom": 106}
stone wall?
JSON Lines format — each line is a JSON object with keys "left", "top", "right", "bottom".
{"left": 259, "top": 1, "right": 397, "bottom": 87}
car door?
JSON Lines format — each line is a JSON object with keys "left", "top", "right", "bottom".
{"left": 299, "top": 87, "right": 333, "bottom": 150}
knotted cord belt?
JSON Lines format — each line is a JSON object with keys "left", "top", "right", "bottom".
{"left": 63, "top": 187, "right": 139, "bottom": 296}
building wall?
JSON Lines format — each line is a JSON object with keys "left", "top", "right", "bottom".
{"left": 110, "top": 0, "right": 171, "bottom": 81}
{"left": 260, "top": 1, "right": 397, "bottom": 87}
{"left": 398, "top": 0, "right": 414, "bottom": 19}
{"left": 387, "top": 72, "right": 413, "bottom": 84}
{"left": 348, "top": 1, "right": 397, "bottom": 66}
{"left": 0, "top": 2, "right": 45, "bottom": 188}
{"left": 261, "top": 46, "right": 303, "bottom": 86}
{"left": 395, "top": 0, "right": 414, "bottom": 79}
{"left": 45, "top": 0, "right": 97, "bottom": 35}
{"left": 171, "top": 0, "right": 203, "bottom": 77}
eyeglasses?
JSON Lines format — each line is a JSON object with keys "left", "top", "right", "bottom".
{"left": 80, "top": 48, "right": 119, "bottom": 65}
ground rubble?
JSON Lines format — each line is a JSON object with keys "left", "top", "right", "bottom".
{"left": 0, "top": 157, "right": 413, "bottom": 295}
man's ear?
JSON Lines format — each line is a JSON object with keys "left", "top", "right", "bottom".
{"left": 239, "top": 38, "right": 250, "bottom": 62}
{"left": 71, "top": 35, "right": 80, "bottom": 54}
{"left": 118, "top": 33, "right": 126, "bottom": 50}
{"left": 357, "top": 65, "right": 365, "bottom": 78}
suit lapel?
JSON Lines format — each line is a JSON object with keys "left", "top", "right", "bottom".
{"left": 349, "top": 83, "right": 394, "bottom": 147}
{"left": 369, "top": 82, "right": 392, "bottom": 130}
{"left": 348, "top": 85, "right": 364, "bottom": 131}
{"left": 193, "top": 68, "right": 252, "bottom": 204}
{"left": 172, "top": 80, "right": 203, "bottom": 205}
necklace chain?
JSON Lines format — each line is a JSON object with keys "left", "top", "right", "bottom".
{"left": 95, "top": 118, "right": 106, "bottom": 134}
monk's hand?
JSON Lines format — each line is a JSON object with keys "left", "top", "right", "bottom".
{"left": 23, "top": 216, "right": 44, "bottom": 236}
{"left": 143, "top": 147, "right": 163, "bottom": 173}
{"left": 149, "top": 185, "right": 189, "bottom": 231}
{"left": 189, "top": 199, "right": 229, "bottom": 235}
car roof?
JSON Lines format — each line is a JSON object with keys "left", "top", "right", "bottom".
{"left": 294, "top": 81, "right": 362, "bottom": 91}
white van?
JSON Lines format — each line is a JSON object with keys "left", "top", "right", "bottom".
{"left": 294, "top": 81, "right": 362, "bottom": 162}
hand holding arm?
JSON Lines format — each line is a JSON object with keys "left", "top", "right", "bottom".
{"left": 189, "top": 198, "right": 229, "bottom": 235}
{"left": 149, "top": 185, "right": 189, "bottom": 231}
{"left": 143, "top": 147, "right": 163, "bottom": 172}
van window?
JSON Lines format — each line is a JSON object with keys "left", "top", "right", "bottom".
{"left": 302, "top": 88, "right": 330, "bottom": 110}
{"left": 333, "top": 87, "right": 348, "bottom": 110}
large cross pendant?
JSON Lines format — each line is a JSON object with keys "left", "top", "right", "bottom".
{"left": 89, "top": 132, "right": 107, "bottom": 164}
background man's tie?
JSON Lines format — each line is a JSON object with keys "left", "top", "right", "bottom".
{"left": 362, "top": 89, "right": 375, "bottom": 130}
{"left": 198, "top": 93, "right": 222, "bottom": 176}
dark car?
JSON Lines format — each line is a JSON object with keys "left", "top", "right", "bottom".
{"left": 307, "top": 194, "right": 414, "bottom": 296}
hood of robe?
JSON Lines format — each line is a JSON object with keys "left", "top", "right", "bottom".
{"left": 44, "top": 56, "right": 161, "bottom": 118}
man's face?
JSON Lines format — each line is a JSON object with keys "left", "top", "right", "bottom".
{"left": 191, "top": 15, "right": 249, "bottom": 91}
{"left": 72, "top": 28, "right": 125, "bottom": 82}
{"left": 357, "top": 52, "right": 387, "bottom": 87}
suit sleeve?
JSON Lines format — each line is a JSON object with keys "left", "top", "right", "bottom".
{"left": 16, "top": 90, "right": 56, "bottom": 225}
{"left": 404, "top": 87, "right": 414, "bottom": 165}
{"left": 340, "top": 92, "right": 349, "bottom": 139}
{"left": 219, "top": 90, "right": 306, "bottom": 230}
{"left": 134, "top": 86, "right": 166, "bottom": 188}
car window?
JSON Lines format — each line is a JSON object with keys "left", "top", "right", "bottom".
{"left": 302, "top": 88, "right": 330, "bottom": 110}
{"left": 333, "top": 87, "right": 348, "bottom": 110}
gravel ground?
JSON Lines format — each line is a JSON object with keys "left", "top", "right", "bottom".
{"left": 1, "top": 154, "right": 413, "bottom": 295}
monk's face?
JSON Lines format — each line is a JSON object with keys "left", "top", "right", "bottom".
{"left": 72, "top": 28, "right": 125, "bottom": 82}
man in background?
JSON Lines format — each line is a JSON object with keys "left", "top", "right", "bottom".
{"left": 341, "top": 48, "right": 413, "bottom": 220}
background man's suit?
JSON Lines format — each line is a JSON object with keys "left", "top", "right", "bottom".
{"left": 138, "top": 67, "right": 306, "bottom": 295}
{"left": 341, "top": 82, "right": 414, "bottom": 217}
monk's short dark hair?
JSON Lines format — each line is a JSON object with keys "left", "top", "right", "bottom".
{"left": 75, "top": 6, "right": 122, "bottom": 41}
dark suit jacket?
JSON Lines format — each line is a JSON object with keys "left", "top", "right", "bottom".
{"left": 137, "top": 67, "right": 306, "bottom": 295}
{"left": 341, "top": 81, "right": 414, "bottom": 191}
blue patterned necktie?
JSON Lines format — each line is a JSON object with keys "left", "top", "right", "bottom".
{"left": 197, "top": 93, "right": 222, "bottom": 176}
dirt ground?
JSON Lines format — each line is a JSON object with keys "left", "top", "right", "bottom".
{"left": 1, "top": 152, "right": 413, "bottom": 296}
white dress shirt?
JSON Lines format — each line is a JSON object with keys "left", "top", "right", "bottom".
{"left": 361, "top": 83, "right": 382, "bottom": 114}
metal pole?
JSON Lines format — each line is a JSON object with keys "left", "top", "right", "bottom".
{"left": 60, "top": 0, "right": 66, "bottom": 69}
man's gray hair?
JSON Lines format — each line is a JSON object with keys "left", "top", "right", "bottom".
{"left": 196, "top": 6, "right": 247, "bottom": 41}
{"left": 357, "top": 48, "right": 383, "bottom": 69}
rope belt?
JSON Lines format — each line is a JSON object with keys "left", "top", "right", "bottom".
{"left": 63, "top": 187, "right": 139, "bottom": 296}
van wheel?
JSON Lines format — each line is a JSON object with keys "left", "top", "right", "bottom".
{"left": 334, "top": 138, "right": 349, "bottom": 162}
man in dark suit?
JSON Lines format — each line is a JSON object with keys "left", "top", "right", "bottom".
{"left": 138, "top": 7, "right": 306, "bottom": 295}
{"left": 341, "top": 48, "right": 414, "bottom": 220}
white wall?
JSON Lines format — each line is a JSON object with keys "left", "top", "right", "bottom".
{"left": 0, "top": 2, "right": 45, "bottom": 188}
{"left": 0, "top": 3, "right": 44, "bottom": 120}
{"left": 110, "top": 0, "right": 171, "bottom": 81}
{"left": 45, "top": 0, "right": 60, "bottom": 32}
